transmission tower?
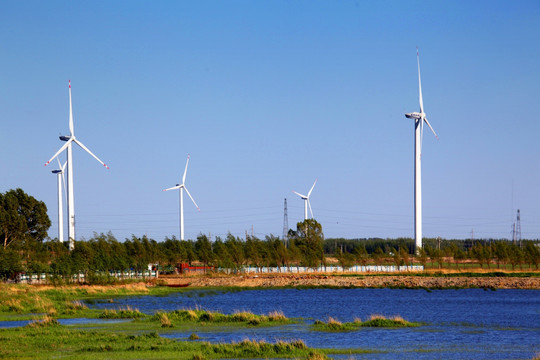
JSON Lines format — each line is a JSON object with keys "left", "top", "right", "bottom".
{"left": 516, "top": 209, "right": 522, "bottom": 247}
{"left": 282, "top": 198, "right": 289, "bottom": 246}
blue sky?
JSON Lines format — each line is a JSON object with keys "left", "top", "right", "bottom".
{"left": 1, "top": 1, "right": 539, "bottom": 241}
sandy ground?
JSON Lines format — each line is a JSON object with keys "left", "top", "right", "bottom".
{"left": 160, "top": 272, "right": 540, "bottom": 289}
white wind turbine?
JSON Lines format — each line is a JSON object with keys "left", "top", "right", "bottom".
{"left": 163, "top": 154, "right": 200, "bottom": 241}
{"left": 405, "top": 47, "right": 438, "bottom": 253}
{"left": 51, "top": 158, "right": 67, "bottom": 243}
{"left": 45, "top": 81, "right": 109, "bottom": 250}
{"left": 293, "top": 179, "right": 317, "bottom": 220}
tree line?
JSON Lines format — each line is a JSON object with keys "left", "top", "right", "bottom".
{"left": 1, "top": 188, "right": 539, "bottom": 281}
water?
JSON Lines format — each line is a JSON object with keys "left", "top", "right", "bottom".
{"left": 88, "top": 288, "right": 540, "bottom": 359}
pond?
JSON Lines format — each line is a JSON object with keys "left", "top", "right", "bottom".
{"left": 88, "top": 288, "right": 540, "bottom": 360}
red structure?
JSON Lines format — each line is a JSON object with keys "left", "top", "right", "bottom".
{"left": 179, "top": 263, "right": 214, "bottom": 273}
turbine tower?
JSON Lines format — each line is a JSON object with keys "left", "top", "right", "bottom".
{"left": 404, "top": 47, "right": 438, "bottom": 253}
{"left": 163, "top": 154, "right": 200, "bottom": 241}
{"left": 51, "top": 159, "right": 67, "bottom": 243}
{"left": 45, "top": 81, "right": 109, "bottom": 250}
{"left": 293, "top": 179, "right": 317, "bottom": 220}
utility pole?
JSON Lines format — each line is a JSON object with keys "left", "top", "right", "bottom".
{"left": 282, "top": 198, "right": 289, "bottom": 247}
{"left": 516, "top": 209, "right": 522, "bottom": 247}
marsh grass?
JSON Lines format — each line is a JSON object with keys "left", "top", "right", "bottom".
{"left": 98, "top": 306, "right": 145, "bottom": 319}
{"left": 313, "top": 314, "right": 421, "bottom": 331}
{"left": 360, "top": 314, "right": 421, "bottom": 327}
{"left": 26, "top": 315, "right": 60, "bottom": 328}
{"left": 149, "top": 308, "right": 292, "bottom": 327}
{"left": 0, "top": 325, "right": 322, "bottom": 359}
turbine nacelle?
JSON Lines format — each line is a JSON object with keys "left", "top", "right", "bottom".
{"left": 59, "top": 135, "right": 71, "bottom": 141}
{"left": 405, "top": 112, "right": 423, "bottom": 120}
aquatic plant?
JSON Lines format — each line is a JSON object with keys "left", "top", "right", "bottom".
{"left": 98, "top": 306, "right": 145, "bottom": 319}
{"left": 359, "top": 314, "right": 421, "bottom": 328}
{"left": 189, "top": 333, "right": 200, "bottom": 340}
{"left": 312, "top": 314, "right": 421, "bottom": 331}
{"left": 26, "top": 315, "right": 60, "bottom": 328}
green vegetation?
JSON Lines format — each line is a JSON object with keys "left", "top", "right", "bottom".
{"left": 312, "top": 315, "right": 421, "bottom": 331}
{"left": 0, "top": 325, "right": 326, "bottom": 359}
{"left": 98, "top": 307, "right": 145, "bottom": 319}
{"left": 149, "top": 308, "right": 292, "bottom": 327}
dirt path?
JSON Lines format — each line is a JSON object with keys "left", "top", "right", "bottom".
{"left": 160, "top": 273, "right": 540, "bottom": 289}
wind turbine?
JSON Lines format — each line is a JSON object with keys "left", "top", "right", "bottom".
{"left": 404, "top": 47, "right": 438, "bottom": 253}
{"left": 51, "top": 158, "right": 67, "bottom": 243}
{"left": 293, "top": 179, "right": 317, "bottom": 220}
{"left": 163, "top": 154, "right": 200, "bottom": 241}
{"left": 45, "top": 80, "right": 109, "bottom": 250}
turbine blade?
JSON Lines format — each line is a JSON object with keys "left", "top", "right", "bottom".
{"left": 163, "top": 185, "right": 181, "bottom": 191}
{"left": 183, "top": 187, "right": 200, "bottom": 211}
{"left": 69, "top": 80, "right": 74, "bottom": 136}
{"left": 424, "top": 117, "right": 439, "bottom": 139}
{"left": 73, "top": 139, "right": 109, "bottom": 169}
{"left": 182, "top": 154, "right": 190, "bottom": 184}
{"left": 308, "top": 179, "right": 317, "bottom": 197}
{"left": 293, "top": 191, "right": 306, "bottom": 198}
{"left": 44, "top": 139, "right": 72, "bottom": 166}
{"left": 308, "top": 199, "right": 314, "bottom": 219}
{"left": 417, "top": 47, "right": 424, "bottom": 114}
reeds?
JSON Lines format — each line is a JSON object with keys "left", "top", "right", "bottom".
{"left": 98, "top": 306, "right": 144, "bottom": 319}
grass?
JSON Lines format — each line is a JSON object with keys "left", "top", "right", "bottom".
{"left": 149, "top": 308, "right": 293, "bottom": 327}
{"left": 312, "top": 315, "right": 421, "bottom": 331}
{"left": 0, "top": 283, "right": 186, "bottom": 321}
{"left": 0, "top": 325, "right": 325, "bottom": 359}
{"left": 98, "top": 306, "right": 145, "bottom": 319}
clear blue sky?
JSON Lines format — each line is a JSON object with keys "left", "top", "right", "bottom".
{"left": 1, "top": 1, "right": 539, "bottom": 241}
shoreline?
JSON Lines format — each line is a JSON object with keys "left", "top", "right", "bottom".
{"left": 161, "top": 272, "right": 540, "bottom": 290}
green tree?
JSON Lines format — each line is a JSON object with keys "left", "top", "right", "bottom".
{"left": 524, "top": 241, "right": 539, "bottom": 270}
{"left": 418, "top": 247, "right": 428, "bottom": 268}
{"left": 195, "top": 234, "right": 213, "bottom": 271}
{"left": 354, "top": 245, "right": 369, "bottom": 267}
{"left": 291, "top": 219, "right": 324, "bottom": 268}
{"left": 0, "top": 189, "right": 51, "bottom": 249}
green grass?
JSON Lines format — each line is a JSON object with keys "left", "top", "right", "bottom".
{"left": 98, "top": 307, "right": 145, "bottom": 319}
{"left": 0, "top": 325, "right": 327, "bottom": 359}
{"left": 149, "top": 308, "right": 293, "bottom": 327}
{"left": 312, "top": 315, "right": 422, "bottom": 331}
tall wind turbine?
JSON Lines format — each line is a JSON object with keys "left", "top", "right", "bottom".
{"left": 405, "top": 47, "right": 438, "bottom": 253}
{"left": 293, "top": 179, "right": 317, "bottom": 220}
{"left": 45, "top": 81, "right": 109, "bottom": 250}
{"left": 51, "top": 159, "right": 67, "bottom": 243}
{"left": 163, "top": 154, "right": 200, "bottom": 241}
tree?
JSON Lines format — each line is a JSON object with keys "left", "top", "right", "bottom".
{"left": 0, "top": 189, "right": 51, "bottom": 249}
{"left": 195, "top": 234, "right": 213, "bottom": 271}
{"left": 336, "top": 247, "right": 354, "bottom": 271}
{"left": 524, "top": 241, "right": 540, "bottom": 270}
{"left": 291, "top": 219, "right": 324, "bottom": 268}
{"left": 354, "top": 245, "right": 369, "bottom": 267}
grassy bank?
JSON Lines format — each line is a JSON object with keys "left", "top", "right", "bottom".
{"left": 0, "top": 324, "right": 328, "bottom": 359}
{"left": 0, "top": 283, "right": 185, "bottom": 321}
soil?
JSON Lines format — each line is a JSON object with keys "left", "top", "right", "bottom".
{"left": 160, "top": 272, "right": 540, "bottom": 290}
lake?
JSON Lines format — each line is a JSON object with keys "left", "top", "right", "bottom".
{"left": 90, "top": 287, "right": 540, "bottom": 359}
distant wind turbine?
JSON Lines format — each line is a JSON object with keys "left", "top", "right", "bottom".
{"left": 163, "top": 154, "right": 200, "bottom": 241}
{"left": 404, "top": 47, "right": 438, "bottom": 253}
{"left": 51, "top": 158, "right": 67, "bottom": 243}
{"left": 45, "top": 81, "right": 109, "bottom": 250}
{"left": 293, "top": 179, "right": 317, "bottom": 220}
